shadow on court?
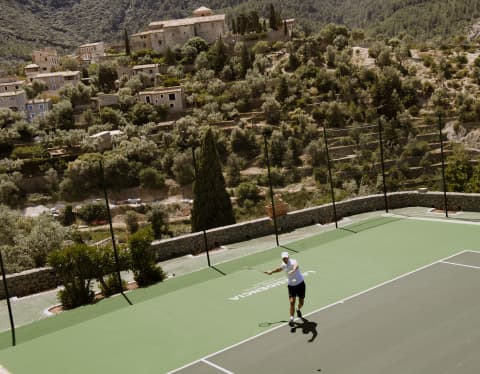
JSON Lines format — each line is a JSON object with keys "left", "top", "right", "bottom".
{"left": 280, "top": 245, "right": 299, "bottom": 253}
{"left": 340, "top": 216, "right": 402, "bottom": 234}
{"left": 290, "top": 317, "right": 318, "bottom": 342}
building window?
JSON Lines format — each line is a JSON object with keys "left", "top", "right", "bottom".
{"left": 169, "top": 93, "right": 175, "bottom": 101}
{"left": 39, "top": 104, "right": 44, "bottom": 110}
{"left": 170, "top": 103, "right": 174, "bottom": 108}
{"left": 146, "top": 96, "right": 151, "bottom": 104}
{"left": 160, "top": 94, "right": 164, "bottom": 98}
{"left": 27, "top": 105, "right": 33, "bottom": 111}
{"left": 30, "top": 113, "right": 35, "bottom": 119}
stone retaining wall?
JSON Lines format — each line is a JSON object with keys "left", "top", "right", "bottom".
{"left": 2, "top": 191, "right": 480, "bottom": 299}
{"left": 0, "top": 267, "right": 60, "bottom": 299}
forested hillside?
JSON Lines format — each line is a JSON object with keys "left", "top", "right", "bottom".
{"left": 1, "top": 0, "right": 480, "bottom": 63}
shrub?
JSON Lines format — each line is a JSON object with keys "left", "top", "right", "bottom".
{"left": 147, "top": 205, "right": 170, "bottom": 240}
{"left": 11, "top": 145, "right": 48, "bottom": 159}
{"left": 125, "top": 210, "right": 139, "bottom": 234}
{"left": 61, "top": 205, "right": 75, "bottom": 226}
{"left": 98, "top": 274, "right": 128, "bottom": 297}
{"left": 128, "top": 227, "right": 166, "bottom": 287}
{"left": 236, "top": 182, "right": 260, "bottom": 206}
{"left": 78, "top": 203, "right": 108, "bottom": 224}
{"left": 139, "top": 167, "right": 165, "bottom": 189}
{"left": 48, "top": 244, "right": 96, "bottom": 309}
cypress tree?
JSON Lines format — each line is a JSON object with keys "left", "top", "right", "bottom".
{"left": 124, "top": 28, "right": 130, "bottom": 56}
{"left": 240, "top": 43, "right": 252, "bottom": 78}
{"left": 269, "top": 4, "right": 277, "bottom": 31}
{"left": 191, "top": 128, "right": 235, "bottom": 231}
{"left": 276, "top": 75, "right": 289, "bottom": 103}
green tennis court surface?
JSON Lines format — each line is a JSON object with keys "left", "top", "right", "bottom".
{"left": 0, "top": 215, "right": 479, "bottom": 373}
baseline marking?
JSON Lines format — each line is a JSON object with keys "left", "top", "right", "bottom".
{"left": 387, "top": 213, "right": 480, "bottom": 226}
{"left": 440, "top": 261, "right": 480, "bottom": 270}
{"left": 202, "top": 359, "right": 235, "bottom": 374}
{"left": 166, "top": 250, "right": 468, "bottom": 374}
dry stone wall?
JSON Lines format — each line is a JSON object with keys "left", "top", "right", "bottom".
{"left": 2, "top": 191, "right": 480, "bottom": 299}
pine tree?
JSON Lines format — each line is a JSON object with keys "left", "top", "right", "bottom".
{"left": 191, "top": 128, "right": 235, "bottom": 231}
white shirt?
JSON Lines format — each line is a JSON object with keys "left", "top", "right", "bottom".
{"left": 281, "top": 258, "right": 304, "bottom": 286}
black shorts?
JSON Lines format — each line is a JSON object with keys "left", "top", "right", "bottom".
{"left": 287, "top": 281, "right": 306, "bottom": 299}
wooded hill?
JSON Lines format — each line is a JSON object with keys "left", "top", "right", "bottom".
{"left": 1, "top": 0, "right": 480, "bottom": 63}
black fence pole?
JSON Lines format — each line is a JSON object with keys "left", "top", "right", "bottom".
{"left": 0, "top": 249, "right": 15, "bottom": 346}
{"left": 438, "top": 114, "right": 449, "bottom": 218}
{"left": 263, "top": 133, "right": 280, "bottom": 246}
{"left": 99, "top": 161, "right": 132, "bottom": 305}
{"left": 191, "top": 147, "right": 211, "bottom": 266}
{"left": 377, "top": 117, "right": 389, "bottom": 213}
{"left": 322, "top": 125, "right": 338, "bottom": 228}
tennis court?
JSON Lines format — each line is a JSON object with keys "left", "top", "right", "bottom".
{"left": 0, "top": 214, "right": 479, "bottom": 373}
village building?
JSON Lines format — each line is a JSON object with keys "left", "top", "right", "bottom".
{"left": 24, "top": 64, "right": 40, "bottom": 82}
{"left": 90, "top": 130, "right": 123, "bottom": 152}
{"left": 31, "top": 48, "right": 61, "bottom": 73}
{"left": 130, "top": 6, "right": 227, "bottom": 54}
{"left": 132, "top": 64, "right": 161, "bottom": 87}
{"left": 137, "top": 86, "right": 184, "bottom": 112}
{"left": 78, "top": 42, "right": 106, "bottom": 64}
{"left": 26, "top": 98, "right": 52, "bottom": 122}
{"left": 0, "top": 90, "right": 27, "bottom": 112}
{"left": 31, "top": 71, "right": 81, "bottom": 92}
{"left": 0, "top": 79, "right": 26, "bottom": 93}
{"left": 91, "top": 93, "right": 119, "bottom": 111}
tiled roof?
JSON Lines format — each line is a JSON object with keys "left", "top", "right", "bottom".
{"left": 149, "top": 14, "right": 225, "bottom": 28}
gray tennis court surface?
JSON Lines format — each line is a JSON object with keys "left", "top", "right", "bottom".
{"left": 171, "top": 250, "right": 480, "bottom": 374}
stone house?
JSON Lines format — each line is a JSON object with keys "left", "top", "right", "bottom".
{"left": 89, "top": 130, "right": 123, "bottom": 152}
{"left": 31, "top": 71, "right": 81, "bottom": 92}
{"left": 137, "top": 86, "right": 184, "bottom": 112}
{"left": 132, "top": 63, "right": 161, "bottom": 87}
{"left": 0, "top": 90, "right": 27, "bottom": 112}
{"left": 91, "top": 93, "right": 119, "bottom": 111}
{"left": 78, "top": 42, "right": 106, "bottom": 64}
{"left": 130, "top": 6, "right": 227, "bottom": 54}
{"left": 24, "top": 64, "right": 40, "bottom": 82}
{"left": 26, "top": 98, "right": 51, "bottom": 122}
{"left": 0, "top": 79, "right": 26, "bottom": 93}
{"left": 31, "top": 48, "right": 61, "bottom": 73}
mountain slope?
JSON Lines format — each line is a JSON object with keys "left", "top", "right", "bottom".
{"left": 1, "top": 0, "right": 479, "bottom": 63}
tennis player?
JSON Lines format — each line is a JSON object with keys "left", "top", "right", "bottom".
{"left": 266, "top": 251, "right": 306, "bottom": 326}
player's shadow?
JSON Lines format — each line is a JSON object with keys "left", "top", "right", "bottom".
{"left": 290, "top": 317, "right": 318, "bottom": 342}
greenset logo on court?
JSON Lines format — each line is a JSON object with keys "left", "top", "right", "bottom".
{"left": 229, "top": 270, "right": 316, "bottom": 301}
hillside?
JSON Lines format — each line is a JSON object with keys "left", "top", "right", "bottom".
{"left": 1, "top": 0, "right": 480, "bottom": 63}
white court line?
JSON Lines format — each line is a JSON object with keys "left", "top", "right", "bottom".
{"left": 202, "top": 359, "right": 235, "bottom": 374}
{"left": 166, "top": 250, "right": 467, "bottom": 374}
{"left": 387, "top": 213, "right": 480, "bottom": 225}
{"left": 440, "top": 261, "right": 480, "bottom": 270}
